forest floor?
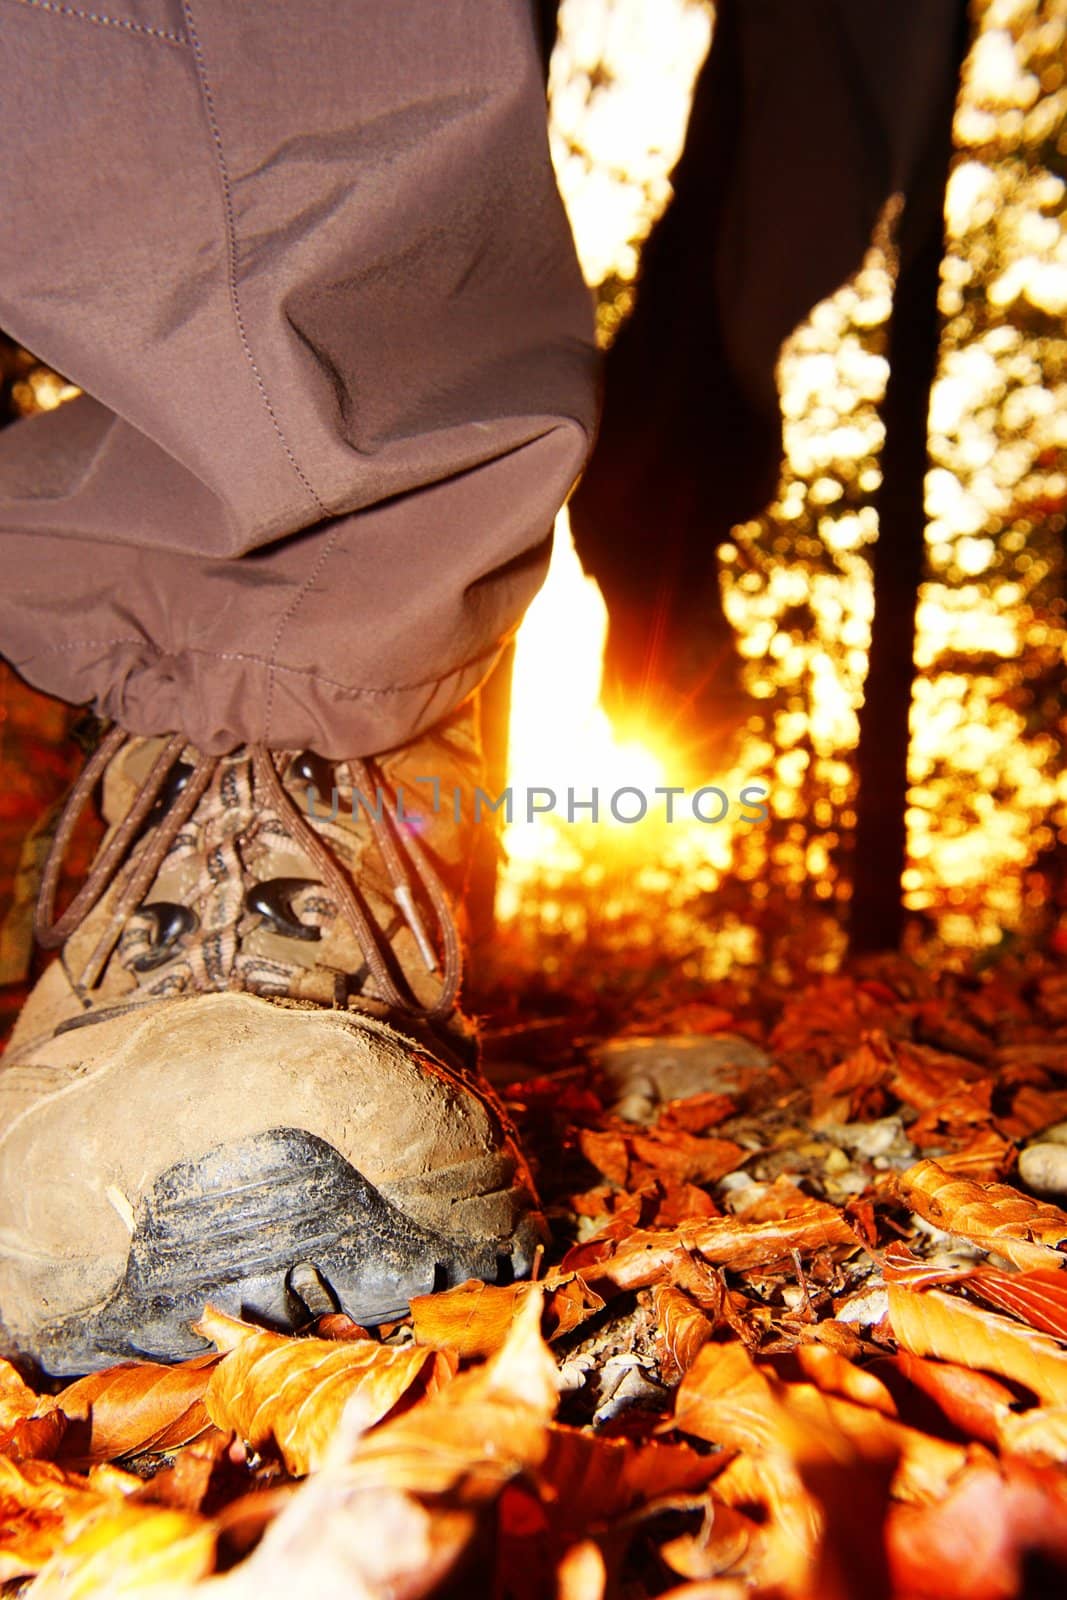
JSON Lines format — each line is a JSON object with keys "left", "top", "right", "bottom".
{"left": 3, "top": 941, "right": 1067, "bottom": 1598}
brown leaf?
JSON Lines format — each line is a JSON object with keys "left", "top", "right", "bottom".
{"left": 792, "top": 1343, "right": 897, "bottom": 1417}
{"left": 996, "top": 1083, "right": 1067, "bottom": 1141}
{"left": 890, "top": 1351, "right": 1016, "bottom": 1446}
{"left": 51, "top": 1359, "right": 218, "bottom": 1466}
{"left": 410, "top": 1273, "right": 605, "bottom": 1360}
{"left": 675, "top": 1342, "right": 968, "bottom": 1507}
{"left": 24, "top": 1502, "right": 214, "bottom": 1597}
{"left": 886, "top": 1458, "right": 1067, "bottom": 1600}
{"left": 657, "top": 1092, "right": 738, "bottom": 1134}
{"left": 654, "top": 1284, "right": 716, "bottom": 1383}
{"left": 579, "top": 1199, "right": 859, "bottom": 1293}
{"left": 889, "top": 1041, "right": 986, "bottom": 1112}
{"left": 0, "top": 1410, "right": 68, "bottom": 1464}
{"left": 0, "top": 1360, "right": 41, "bottom": 1431}
{"left": 659, "top": 1502, "right": 756, "bottom": 1582}
{"left": 343, "top": 1289, "right": 559, "bottom": 1502}
{"left": 411, "top": 1278, "right": 529, "bottom": 1359}
{"left": 888, "top": 1281, "right": 1067, "bottom": 1407}
{"left": 556, "top": 1538, "right": 607, "bottom": 1600}
{"left": 577, "top": 1128, "right": 629, "bottom": 1185}
{"left": 811, "top": 1033, "right": 895, "bottom": 1122}
{"left": 196, "top": 1307, "right": 456, "bottom": 1476}
{"left": 628, "top": 1130, "right": 745, "bottom": 1185}
{"left": 895, "top": 1159, "right": 1067, "bottom": 1271}
{"left": 536, "top": 1425, "right": 718, "bottom": 1537}
{"left": 964, "top": 1266, "right": 1067, "bottom": 1342}
{"left": 0, "top": 1456, "right": 148, "bottom": 1582}
{"left": 933, "top": 1129, "right": 1016, "bottom": 1183}
{"left": 673, "top": 1347, "right": 821, "bottom": 1595}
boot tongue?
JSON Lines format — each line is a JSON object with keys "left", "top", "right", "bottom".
{"left": 101, "top": 735, "right": 177, "bottom": 827}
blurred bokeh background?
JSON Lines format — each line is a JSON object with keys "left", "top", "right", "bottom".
{"left": 2, "top": 0, "right": 1066, "bottom": 1009}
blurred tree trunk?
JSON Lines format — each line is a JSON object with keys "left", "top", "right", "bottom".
{"left": 848, "top": 3, "right": 970, "bottom": 953}
{"left": 536, "top": 0, "right": 560, "bottom": 78}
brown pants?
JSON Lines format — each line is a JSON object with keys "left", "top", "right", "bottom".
{"left": 0, "top": 0, "right": 597, "bottom": 756}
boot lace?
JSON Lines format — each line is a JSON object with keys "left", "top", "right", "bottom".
{"left": 34, "top": 727, "right": 463, "bottom": 1020}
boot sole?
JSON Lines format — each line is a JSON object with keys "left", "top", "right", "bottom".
{"left": 31, "top": 1127, "right": 542, "bottom": 1374}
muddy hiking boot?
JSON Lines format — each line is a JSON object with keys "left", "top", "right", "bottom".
{"left": 0, "top": 706, "right": 543, "bottom": 1374}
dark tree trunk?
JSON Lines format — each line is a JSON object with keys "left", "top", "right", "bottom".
{"left": 535, "top": 0, "right": 560, "bottom": 80}
{"left": 848, "top": 5, "right": 971, "bottom": 953}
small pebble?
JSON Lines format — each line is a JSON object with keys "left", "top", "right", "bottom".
{"left": 1019, "top": 1141, "right": 1067, "bottom": 1197}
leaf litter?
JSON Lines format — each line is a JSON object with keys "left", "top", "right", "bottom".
{"left": 6, "top": 955, "right": 1067, "bottom": 1594}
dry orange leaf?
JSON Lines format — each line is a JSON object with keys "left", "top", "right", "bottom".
{"left": 891, "top": 1350, "right": 1016, "bottom": 1446}
{"left": 410, "top": 1272, "right": 605, "bottom": 1359}
{"left": 536, "top": 1424, "right": 717, "bottom": 1537}
{"left": 196, "top": 1306, "right": 456, "bottom": 1476}
{"left": 582, "top": 1199, "right": 859, "bottom": 1293}
{"left": 24, "top": 1503, "right": 214, "bottom": 1598}
{"left": 659, "top": 1502, "right": 756, "bottom": 1583}
{"left": 654, "top": 1283, "right": 716, "bottom": 1383}
{"left": 410, "top": 1278, "right": 530, "bottom": 1359}
{"left": 343, "top": 1288, "right": 559, "bottom": 1502}
{"left": 0, "top": 1360, "right": 40, "bottom": 1432}
{"left": 896, "top": 1160, "right": 1067, "bottom": 1272}
{"left": 888, "top": 1281, "right": 1067, "bottom": 1407}
{"left": 675, "top": 1341, "right": 967, "bottom": 1508}
{"left": 0, "top": 1456, "right": 146, "bottom": 1582}
{"left": 50, "top": 1358, "right": 218, "bottom": 1466}
{"left": 792, "top": 1343, "right": 897, "bottom": 1417}
{"left": 886, "top": 1458, "right": 1067, "bottom": 1600}
{"left": 628, "top": 1130, "right": 745, "bottom": 1185}
{"left": 674, "top": 1349, "right": 821, "bottom": 1596}
{"left": 932, "top": 1129, "right": 1016, "bottom": 1183}
{"left": 964, "top": 1266, "right": 1067, "bottom": 1342}
{"left": 889, "top": 1041, "right": 986, "bottom": 1111}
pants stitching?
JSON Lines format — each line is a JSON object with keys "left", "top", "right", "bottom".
{"left": 19, "top": 636, "right": 497, "bottom": 698}
{"left": 10, "top": 0, "right": 187, "bottom": 45}
{"left": 178, "top": 0, "right": 328, "bottom": 526}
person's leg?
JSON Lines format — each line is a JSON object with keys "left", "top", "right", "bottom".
{"left": 0, "top": 0, "right": 597, "bottom": 1371}
{"left": 0, "top": 0, "right": 596, "bottom": 754}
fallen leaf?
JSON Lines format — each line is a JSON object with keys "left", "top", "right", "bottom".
{"left": 889, "top": 1281, "right": 1067, "bottom": 1407}
{"left": 410, "top": 1273, "right": 605, "bottom": 1359}
{"left": 572, "top": 1201, "right": 859, "bottom": 1294}
{"left": 890, "top": 1350, "right": 1016, "bottom": 1445}
{"left": 653, "top": 1284, "right": 716, "bottom": 1383}
{"left": 24, "top": 1503, "right": 214, "bottom": 1597}
{"left": 933, "top": 1129, "right": 1016, "bottom": 1182}
{"left": 51, "top": 1359, "right": 218, "bottom": 1466}
{"left": 343, "top": 1289, "right": 559, "bottom": 1501}
{"left": 536, "top": 1424, "right": 717, "bottom": 1536}
{"left": 556, "top": 1538, "right": 606, "bottom": 1600}
{"left": 196, "top": 1307, "right": 456, "bottom": 1476}
{"left": 0, "top": 1457, "right": 147, "bottom": 1581}
{"left": 889, "top": 1042, "right": 986, "bottom": 1112}
{"left": 963, "top": 1265, "right": 1067, "bottom": 1342}
{"left": 410, "top": 1278, "right": 529, "bottom": 1359}
{"left": 895, "top": 1160, "right": 1067, "bottom": 1271}
{"left": 792, "top": 1343, "right": 897, "bottom": 1416}
{"left": 886, "top": 1458, "right": 1067, "bottom": 1600}
{"left": 0, "top": 1360, "right": 41, "bottom": 1431}
{"left": 659, "top": 1502, "right": 756, "bottom": 1582}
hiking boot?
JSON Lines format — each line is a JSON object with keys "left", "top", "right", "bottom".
{"left": 0, "top": 706, "right": 544, "bottom": 1374}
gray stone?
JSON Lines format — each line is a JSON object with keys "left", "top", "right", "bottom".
{"left": 1019, "top": 1141, "right": 1067, "bottom": 1197}
{"left": 594, "top": 1033, "right": 772, "bottom": 1124}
